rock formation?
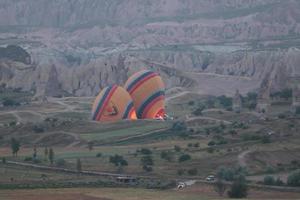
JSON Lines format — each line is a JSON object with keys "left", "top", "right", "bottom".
{"left": 233, "top": 90, "right": 242, "bottom": 113}
{"left": 0, "top": 1, "right": 300, "bottom": 97}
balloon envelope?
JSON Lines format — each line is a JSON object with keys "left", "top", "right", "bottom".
{"left": 124, "top": 70, "right": 165, "bottom": 119}
{"left": 92, "top": 85, "right": 137, "bottom": 122}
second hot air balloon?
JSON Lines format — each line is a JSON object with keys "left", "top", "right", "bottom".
{"left": 124, "top": 70, "right": 166, "bottom": 119}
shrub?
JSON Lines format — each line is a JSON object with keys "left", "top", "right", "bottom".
{"left": 178, "top": 154, "right": 191, "bottom": 162}
{"left": 24, "top": 157, "right": 32, "bottom": 162}
{"left": 33, "top": 125, "right": 45, "bottom": 133}
{"left": 187, "top": 168, "right": 198, "bottom": 176}
{"left": 55, "top": 158, "right": 66, "bottom": 167}
{"left": 172, "top": 121, "right": 187, "bottom": 131}
{"left": 2, "top": 98, "right": 20, "bottom": 107}
{"left": 140, "top": 148, "right": 152, "bottom": 155}
{"left": 217, "top": 167, "right": 234, "bottom": 181}
{"left": 96, "top": 153, "right": 102, "bottom": 157}
{"left": 263, "top": 176, "right": 275, "bottom": 185}
{"left": 208, "top": 141, "right": 216, "bottom": 146}
{"left": 287, "top": 170, "right": 300, "bottom": 187}
{"left": 174, "top": 145, "right": 181, "bottom": 152}
{"left": 143, "top": 165, "right": 153, "bottom": 172}
{"left": 192, "top": 105, "right": 205, "bottom": 116}
{"left": 227, "top": 175, "right": 248, "bottom": 198}
{"left": 109, "top": 154, "right": 128, "bottom": 167}
{"left": 261, "top": 135, "right": 271, "bottom": 144}
{"left": 141, "top": 155, "right": 153, "bottom": 166}
{"left": 177, "top": 169, "right": 185, "bottom": 176}
{"left": 275, "top": 178, "right": 284, "bottom": 186}
{"left": 160, "top": 151, "right": 173, "bottom": 161}
{"left": 188, "top": 101, "right": 195, "bottom": 106}
{"left": 207, "top": 147, "right": 215, "bottom": 153}
{"left": 266, "top": 166, "right": 275, "bottom": 174}
{"left": 278, "top": 114, "right": 286, "bottom": 119}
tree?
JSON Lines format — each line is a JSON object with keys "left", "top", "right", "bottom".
{"left": 76, "top": 158, "right": 82, "bottom": 172}
{"left": 174, "top": 145, "right": 181, "bottom": 152}
{"left": 48, "top": 148, "right": 54, "bottom": 164}
{"left": 178, "top": 154, "right": 191, "bottom": 162}
{"left": 287, "top": 170, "right": 300, "bottom": 187}
{"left": 33, "top": 145, "right": 37, "bottom": 160}
{"left": 227, "top": 175, "right": 248, "bottom": 198}
{"left": 88, "top": 141, "right": 94, "bottom": 151}
{"left": 44, "top": 147, "right": 48, "bottom": 160}
{"left": 263, "top": 176, "right": 275, "bottom": 185}
{"left": 214, "top": 178, "right": 227, "bottom": 197}
{"left": 109, "top": 154, "right": 128, "bottom": 172}
{"left": 160, "top": 150, "right": 173, "bottom": 161}
{"left": 10, "top": 137, "right": 20, "bottom": 157}
{"left": 140, "top": 148, "right": 152, "bottom": 155}
{"left": 141, "top": 155, "right": 154, "bottom": 172}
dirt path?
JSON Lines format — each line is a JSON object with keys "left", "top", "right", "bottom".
{"left": 114, "top": 128, "right": 169, "bottom": 143}
{"left": 186, "top": 116, "right": 232, "bottom": 125}
{"left": 166, "top": 91, "right": 195, "bottom": 103}
{"left": 238, "top": 149, "right": 253, "bottom": 167}
{"left": 0, "top": 110, "right": 45, "bottom": 123}
{"left": 47, "top": 98, "right": 76, "bottom": 112}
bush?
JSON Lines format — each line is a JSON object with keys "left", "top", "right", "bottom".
{"left": 192, "top": 105, "right": 205, "bottom": 116}
{"left": 140, "top": 148, "right": 152, "bottom": 155}
{"left": 263, "top": 176, "right": 275, "bottom": 185}
{"left": 24, "top": 157, "right": 33, "bottom": 162}
{"left": 178, "top": 154, "right": 191, "bottom": 162}
{"left": 174, "top": 145, "right": 181, "bottom": 152}
{"left": 33, "top": 125, "right": 45, "bottom": 133}
{"left": 109, "top": 154, "right": 128, "bottom": 167}
{"left": 218, "top": 167, "right": 234, "bottom": 181}
{"left": 227, "top": 175, "right": 248, "bottom": 198}
{"left": 55, "top": 158, "right": 66, "bottom": 167}
{"left": 207, "top": 147, "right": 215, "bottom": 153}
{"left": 261, "top": 135, "right": 271, "bottom": 144}
{"left": 2, "top": 98, "right": 20, "bottom": 107}
{"left": 177, "top": 169, "right": 185, "bottom": 176}
{"left": 187, "top": 168, "right": 198, "bottom": 176}
{"left": 287, "top": 170, "right": 300, "bottom": 187}
{"left": 141, "top": 155, "right": 153, "bottom": 166}
{"left": 188, "top": 143, "right": 193, "bottom": 148}
{"left": 208, "top": 141, "right": 216, "bottom": 146}
{"left": 278, "top": 114, "right": 286, "bottom": 119}
{"left": 143, "top": 165, "right": 153, "bottom": 172}
{"left": 172, "top": 121, "right": 187, "bottom": 131}
{"left": 96, "top": 153, "right": 102, "bottom": 157}
{"left": 266, "top": 166, "right": 275, "bottom": 174}
{"left": 160, "top": 151, "right": 173, "bottom": 161}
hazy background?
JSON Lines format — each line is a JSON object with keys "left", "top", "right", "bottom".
{"left": 0, "top": 0, "right": 300, "bottom": 99}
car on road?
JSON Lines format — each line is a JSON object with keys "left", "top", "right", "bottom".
{"left": 206, "top": 175, "right": 215, "bottom": 182}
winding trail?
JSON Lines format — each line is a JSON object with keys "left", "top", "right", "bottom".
{"left": 238, "top": 149, "right": 253, "bottom": 167}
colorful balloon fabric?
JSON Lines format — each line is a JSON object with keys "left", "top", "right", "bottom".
{"left": 124, "top": 70, "right": 165, "bottom": 119}
{"left": 92, "top": 85, "right": 137, "bottom": 122}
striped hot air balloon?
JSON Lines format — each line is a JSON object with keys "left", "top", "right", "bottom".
{"left": 92, "top": 85, "right": 137, "bottom": 122}
{"left": 124, "top": 70, "right": 166, "bottom": 119}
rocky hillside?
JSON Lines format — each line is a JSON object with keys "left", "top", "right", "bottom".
{"left": 0, "top": 0, "right": 300, "bottom": 98}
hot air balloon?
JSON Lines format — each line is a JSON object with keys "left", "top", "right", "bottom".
{"left": 124, "top": 70, "right": 166, "bottom": 119}
{"left": 92, "top": 85, "right": 137, "bottom": 122}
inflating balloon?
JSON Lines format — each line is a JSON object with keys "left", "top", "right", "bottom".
{"left": 92, "top": 85, "right": 137, "bottom": 121}
{"left": 124, "top": 70, "right": 165, "bottom": 119}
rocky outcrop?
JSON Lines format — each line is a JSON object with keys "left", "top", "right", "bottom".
{"left": 0, "top": 0, "right": 300, "bottom": 97}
